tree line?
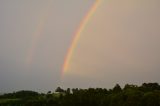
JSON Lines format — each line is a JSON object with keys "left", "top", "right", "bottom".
{"left": 0, "top": 82, "right": 160, "bottom": 106}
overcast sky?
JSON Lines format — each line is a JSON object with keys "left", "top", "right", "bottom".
{"left": 0, "top": 0, "right": 160, "bottom": 93}
{"left": 62, "top": 0, "right": 160, "bottom": 89}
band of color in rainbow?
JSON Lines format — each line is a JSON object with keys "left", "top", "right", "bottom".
{"left": 26, "top": 1, "right": 52, "bottom": 66}
{"left": 62, "top": 0, "right": 102, "bottom": 77}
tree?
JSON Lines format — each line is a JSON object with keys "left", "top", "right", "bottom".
{"left": 113, "top": 84, "right": 122, "bottom": 92}
{"left": 142, "top": 91, "right": 160, "bottom": 106}
{"left": 124, "top": 84, "right": 138, "bottom": 90}
{"left": 55, "top": 87, "right": 64, "bottom": 93}
{"left": 66, "top": 88, "right": 70, "bottom": 94}
{"left": 47, "top": 91, "right": 51, "bottom": 94}
{"left": 140, "top": 83, "right": 160, "bottom": 92}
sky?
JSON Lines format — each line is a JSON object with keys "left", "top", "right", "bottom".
{"left": 0, "top": 0, "right": 160, "bottom": 93}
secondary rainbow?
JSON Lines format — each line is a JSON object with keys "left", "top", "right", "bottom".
{"left": 62, "top": 0, "right": 102, "bottom": 76}
{"left": 26, "top": 1, "right": 52, "bottom": 66}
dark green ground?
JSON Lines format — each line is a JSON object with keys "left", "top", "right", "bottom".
{"left": 0, "top": 83, "right": 160, "bottom": 106}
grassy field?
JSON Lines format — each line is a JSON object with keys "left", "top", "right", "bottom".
{"left": 0, "top": 99, "right": 20, "bottom": 104}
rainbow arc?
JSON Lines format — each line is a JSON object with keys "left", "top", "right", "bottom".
{"left": 62, "top": 0, "right": 102, "bottom": 76}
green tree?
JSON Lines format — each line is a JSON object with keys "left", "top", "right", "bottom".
{"left": 113, "top": 84, "right": 122, "bottom": 92}
{"left": 55, "top": 87, "right": 64, "bottom": 93}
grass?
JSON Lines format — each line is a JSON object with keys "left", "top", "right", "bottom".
{"left": 0, "top": 98, "right": 20, "bottom": 104}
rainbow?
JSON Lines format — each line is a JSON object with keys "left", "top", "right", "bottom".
{"left": 62, "top": 0, "right": 102, "bottom": 76}
{"left": 26, "top": 1, "right": 52, "bottom": 66}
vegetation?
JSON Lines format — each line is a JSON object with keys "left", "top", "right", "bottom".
{"left": 0, "top": 83, "right": 160, "bottom": 106}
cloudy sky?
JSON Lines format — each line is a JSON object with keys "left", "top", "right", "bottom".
{"left": 0, "top": 0, "right": 160, "bottom": 93}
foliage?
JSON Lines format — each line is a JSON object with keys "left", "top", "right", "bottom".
{"left": 0, "top": 83, "right": 160, "bottom": 106}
